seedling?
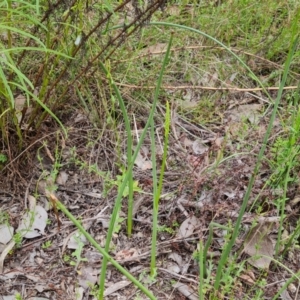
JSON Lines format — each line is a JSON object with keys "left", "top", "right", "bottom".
{"left": 42, "top": 240, "right": 52, "bottom": 249}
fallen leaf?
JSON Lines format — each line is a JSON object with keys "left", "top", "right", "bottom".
{"left": 176, "top": 215, "right": 200, "bottom": 238}
{"left": 0, "top": 240, "right": 16, "bottom": 273}
{"left": 85, "top": 251, "right": 102, "bottom": 264}
{"left": 104, "top": 280, "right": 131, "bottom": 296}
{"left": 77, "top": 266, "right": 98, "bottom": 289}
{"left": 166, "top": 262, "right": 181, "bottom": 274}
{"left": 183, "top": 136, "right": 194, "bottom": 148}
{"left": 192, "top": 140, "right": 209, "bottom": 155}
{"left": 173, "top": 282, "right": 198, "bottom": 300}
{"left": 227, "top": 104, "right": 262, "bottom": 125}
{"left": 239, "top": 272, "right": 255, "bottom": 285}
{"left": 280, "top": 289, "right": 293, "bottom": 300}
{"left": 17, "top": 205, "right": 48, "bottom": 239}
{"left": 166, "top": 5, "right": 181, "bottom": 16}
{"left": 2, "top": 296, "right": 16, "bottom": 300}
{"left": 290, "top": 196, "right": 300, "bottom": 206}
{"left": 115, "top": 248, "right": 139, "bottom": 261}
{"left": 288, "top": 282, "right": 297, "bottom": 293}
{"left": 214, "top": 137, "right": 224, "bottom": 148}
{"left": 134, "top": 151, "right": 152, "bottom": 170}
{"left": 168, "top": 252, "right": 182, "bottom": 266}
{"left": 0, "top": 224, "right": 14, "bottom": 244}
{"left": 56, "top": 171, "right": 69, "bottom": 185}
{"left": 243, "top": 220, "right": 277, "bottom": 269}
{"left": 141, "top": 43, "right": 167, "bottom": 55}
{"left": 14, "top": 94, "right": 27, "bottom": 124}
{"left": 67, "top": 232, "right": 88, "bottom": 249}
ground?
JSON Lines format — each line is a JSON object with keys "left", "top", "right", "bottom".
{"left": 1, "top": 1, "right": 300, "bottom": 300}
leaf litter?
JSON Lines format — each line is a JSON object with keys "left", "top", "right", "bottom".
{"left": 242, "top": 218, "right": 278, "bottom": 269}
{"left": 2, "top": 95, "right": 299, "bottom": 299}
{"left": 1, "top": 13, "right": 300, "bottom": 300}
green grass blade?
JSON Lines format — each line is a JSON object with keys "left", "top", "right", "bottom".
{"left": 0, "top": 47, "right": 73, "bottom": 59}
{"left": 150, "top": 99, "right": 171, "bottom": 276}
{"left": 98, "top": 61, "right": 134, "bottom": 237}
{"left": 199, "top": 240, "right": 204, "bottom": 300}
{"left": 0, "top": 25, "right": 46, "bottom": 48}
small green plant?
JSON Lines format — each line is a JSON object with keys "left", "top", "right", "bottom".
{"left": 14, "top": 293, "right": 22, "bottom": 300}
{"left": 70, "top": 234, "right": 88, "bottom": 270}
{"left": 158, "top": 225, "right": 175, "bottom": 234}
{"left": 0, "top": 210, "right": 9, "bottom": 224}
{"left": 117, "top": 174, "right": 142, "bottom": 197}
{"left": 113, "top": 211, "right": 125, "bottom": 234}
{"left": 138, "top": 270, "right": 157, "bottom": 286}
{"left": 13, "top": 232, "right": 23, "bottom": 248}
{"left": 0, "top": 153, "right": 7, "bottom": 163}
{"left": 0, "top": 153, "right": 8, "bottom": 170}
{"left": 63, "top": 254, "right": 71, "bottom": 263}
{"left": 42, "top": 240, "right": 52, "bottom": 249}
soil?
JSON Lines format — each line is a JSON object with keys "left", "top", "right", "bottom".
{"left": 1, "top": 95, "right": 300, "bottom": 300}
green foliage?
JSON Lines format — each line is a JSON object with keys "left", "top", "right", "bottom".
{"left": 70, "top": 235, "right": 88, "bottom": 270}
{"left": 14, "top": 293, "right": 22, "bottom": 300}
{"left": 2, "top": 1, "right": 300, "bottom": 299}
{"left": 269, "top": 104, "right": 300, "bottom": 190}
{"left": 158, "top": 225, "right": 175, "bottom": 234}
{"left": 0, "top": 153, "right": 8, "bottom": 170}
{"left": 42, "top": 240, "right": 52, "bottom": 249}
{"left": 13, "top": 232, "right": 22, "bottom": 248}
{"left": 0, "top": 153, "right": 7, "bottom": 163}
{"left": 0, "top": 0, "right": 164, "bottom": 148}
{"left": 116, "top": 172, "right": 142, "bottom": 198}
{"left": 63, "top": 254, "right": 71, "bottom": 263}
{"left": 0, "top": 210, "right": 9, "bottom": 224}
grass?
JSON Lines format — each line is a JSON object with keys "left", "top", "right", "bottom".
{"left": 1, "top": 0, "right": 300, "bottom": 299}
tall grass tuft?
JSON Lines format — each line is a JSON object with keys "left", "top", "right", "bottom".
{"left": 0, "top": 0, "right": 166, "bottom": 151}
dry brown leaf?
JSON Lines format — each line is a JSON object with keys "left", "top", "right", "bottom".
{"left": 168, "top": 252, "right": 183, "bottom": 266}
{"left": 44, "top": 144, "right": 55, "bottom": 162}
{"left": 173, "top": 282, "right": 198, "bottom": 300}
{"left": 183, "top": 136, "right": 194, "bottom": 148}
{"left": 141, "top": 43, "right": 167, "bottom": 55}
{"left": 166, "top": 5, "right": 181, "bottom": 16}
{"left": 17, "top": 205, "right": 48, "bottom": 239}
{"left": 214, "top": 137, "right": 224, "bottom": 148}
{"left": 290, "top": 196, "right": 300, "bottom": 206}
{"left": 280, "top": 289, "right": 293, "bottom": 300}
{"left": 239, "top": 271, "right": 256, "bottom": 285}
{"left": 192, "top": 140, "right": 209, "bottom": 155}
{"left": 227, "top": 104, "right": 262, "bottom": 124}
{"left": 166, "top": 262, "right": 181, "bottom": 274}
{"left": 77, "top": 266, "right": 98, "bottom": 289}
{"left": 67, "top": 232, "right": 87, "bottom": 250}
{"left": 134, "top": 151, "right": 152, "bottom": 170}
{"left": 176, "top": 215, "right": 200, "bottom": 239}
{"left": 14, "top": 94, "right": 29, "bottom": 125}
{"left": 115, "top": 248, "right": 139, "bottom": 261}
{"left": 0, "top": 224, "right": 14, "bottom": 245}
{"left": 104, "top": 280, "right": 131, "bottom": 296}
{"left": 243, "top": 220, "right": 277, "bottom": 269}
{"left": 0, "top": 240, "right": 16, "bottom": 273}
{"left": 56, "top": 171, "right": 69, "bottom": 185}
